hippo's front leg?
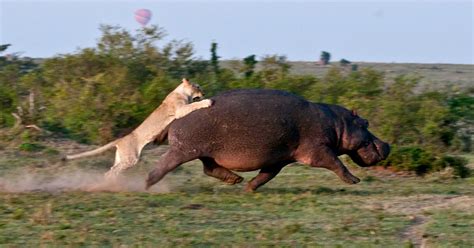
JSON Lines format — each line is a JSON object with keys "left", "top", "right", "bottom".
{"left": 298, "top": 147, "right": 360, "bottom": 184}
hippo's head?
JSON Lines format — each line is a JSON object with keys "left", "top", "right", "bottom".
{"left": 340, "top": 111, "right": 390, "bottom": 167}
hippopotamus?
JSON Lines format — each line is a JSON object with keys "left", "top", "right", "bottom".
{"left": 146, "top": 89, "right": 390, "bottom": 191}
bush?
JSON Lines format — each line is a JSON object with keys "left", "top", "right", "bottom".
{"left": 18, "top": 142, "right": 45, "bottom": 152}
{"left": 434, "top": 155, "right": 470, "bottom": 178}
{"left": 378, "top": 145, "right": 470, "bottom": 177}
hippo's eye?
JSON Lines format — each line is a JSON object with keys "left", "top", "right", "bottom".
{"left": 361, "top": 141, "right": 370, "bottom": 147}
{"left": 353, "top": 118, "right": 369, "bottom": 128}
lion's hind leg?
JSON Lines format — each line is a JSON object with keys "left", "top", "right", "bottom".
{"left": 104, "top": 141, "right": 140, "bottom": 180}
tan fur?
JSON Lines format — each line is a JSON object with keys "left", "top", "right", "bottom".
{"left": 65, "top": 78, "right": 212, "bottom": 179}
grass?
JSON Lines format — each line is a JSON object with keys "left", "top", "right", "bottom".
{"left": 0, "top": 144, "right": 473, "bottom": 246}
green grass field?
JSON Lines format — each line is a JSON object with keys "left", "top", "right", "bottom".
{"left": 1, "top": 144, "right": 473, "bottom": 247}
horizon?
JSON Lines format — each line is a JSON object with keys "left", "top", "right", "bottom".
{"left": 1, "top": 1, "right": 473, "bottom": 64}
{"left": 24, "top": 58, "right": 474, "bottom": 66}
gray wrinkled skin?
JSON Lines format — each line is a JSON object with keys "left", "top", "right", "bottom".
{"left": 147, "top": 89, "right": 390, "bottom": 191}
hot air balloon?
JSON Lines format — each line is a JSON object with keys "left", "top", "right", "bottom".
{"left": 135, "top": 9, "right": 152, "bottom": 26}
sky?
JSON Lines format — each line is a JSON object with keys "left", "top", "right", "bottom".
{"left": 0, "top": 0, "right": 473, "bottom": 64}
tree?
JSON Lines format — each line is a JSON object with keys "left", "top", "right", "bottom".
{"left": 340, "top": 59, "right": 351, "bottom": 66}
{"left": 320, "top": 51, "right": 331, "bottom": 65}
{"left": 375, "top": 75, "right": 421, "bottom": 145}
{"left": 242, "top": 55, "right": 257, "bottom": 78}
{"left": 0, "top": 44, "right": 11, "bottom": 53}
{"left": 446, "top": 92, "right": 474, "bottom": 152}
{"left": 210, "top": 42, "right": 220, "bottom": 77}
{"left": 0, "top": 44, "right": 39, "bottom": 128}
{"left": 351, "top": 64, "right": 359, "bottom": 71}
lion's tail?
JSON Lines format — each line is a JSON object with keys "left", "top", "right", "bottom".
{"left": 64, "top": 140, "right": 119, "bottom": 161}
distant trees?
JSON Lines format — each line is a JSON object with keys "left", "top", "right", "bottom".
{"left": 242, "top": 55, "right": 257, "bottom": 78}
{"left": 351, "top": 64, "right": 359, "bottom": 71}
{"left": 210, "top": 42, "right": 220, "bottom": 77}
{"left": 320, "top": 51, "right": 331, "bottom": 65}
{"left": 259, "top": 55, "right": 291, "bottom": 85}
{"left": 0, "top": 44, "right": 11, "bottom": 53}
{"left": 0, "top": 44, "right": 39, "bottom": 128}
{"left": 339, "top": 59, "right": 351, "bottom": 66}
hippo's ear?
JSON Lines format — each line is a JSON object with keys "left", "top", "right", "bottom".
{"left": 351, "top": 109, "right": 358, "bottom": 116}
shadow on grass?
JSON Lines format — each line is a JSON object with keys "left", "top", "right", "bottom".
{"left": 258, "top": 186, "right": 384, "bottom": 196}
{"left": 176, "top": 184, "right": 385, "bottom": 196}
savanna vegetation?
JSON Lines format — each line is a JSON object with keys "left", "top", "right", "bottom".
{"left": 0, "top": 25, "right": 472, "bottom": 175}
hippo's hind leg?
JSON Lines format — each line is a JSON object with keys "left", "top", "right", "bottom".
{"left": 245, "top": 164, "right": 286, "bottom": 192}
{"left": 200, "top": 158, "right": 243, "bottom": 185}
{"left": 146, "top": 148, "right": 197, "bottom": 190}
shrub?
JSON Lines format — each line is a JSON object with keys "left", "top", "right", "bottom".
{"left": 434, "top": 155, "right": 470, "bottom": 178}
{"left": 378, "top": 145, "right": 470, "bottom": 177}
{"left": 18, "top": 142, "right": 45, "bottom": 152}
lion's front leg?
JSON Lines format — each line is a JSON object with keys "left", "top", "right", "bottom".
{"left": 175, "top": 99, "right": 213, "bottom": 119}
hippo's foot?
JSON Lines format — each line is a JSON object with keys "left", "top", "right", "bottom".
{"left": 244, "top": 165, "right": 285, "bottom": 192}
{"left": 341, "top": 173, "right": 361, "bottom": 184}
{"left": 224, "top": 175, "right": 244, "bottom": 185}
{"left": 244, "top": 183, "right": 256, "bottom": 193}
{"left": 201, "top": 158, "right": 244, "bottom": 185}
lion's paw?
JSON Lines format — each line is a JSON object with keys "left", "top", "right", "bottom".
{"left": 201, "top": 99, "right": 213, "bottom": 108}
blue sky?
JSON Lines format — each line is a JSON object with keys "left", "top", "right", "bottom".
{"left": 1, "top": 0, "right": 473, "bottom": 64}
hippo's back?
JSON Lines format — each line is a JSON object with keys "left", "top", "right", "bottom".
{"left": 211, "top": 89, "right": 308, "bottom": 113}
{"left": 168, "top": 89, "right": 311, "bottom": 170}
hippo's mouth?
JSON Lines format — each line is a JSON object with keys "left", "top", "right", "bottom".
{"left": 349, "top": 151, "right": 371, "bottom": 167}
{"left": 350, "top": 140, "right": 390, "bottom": 167}
{"left": 375, "top": 140, "right": 390, "bottom": 160}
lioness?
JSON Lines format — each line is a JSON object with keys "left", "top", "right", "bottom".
{"left": 65, "top": 78, "right": 213, "bottom": 179}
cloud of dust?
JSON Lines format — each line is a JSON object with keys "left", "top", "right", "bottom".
{"left": 0, "top": 167, "right": 170, "bottom": 193}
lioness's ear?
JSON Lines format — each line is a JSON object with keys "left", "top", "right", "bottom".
{"left": 182, "top": 78, "right": 190, "bottom": 85}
